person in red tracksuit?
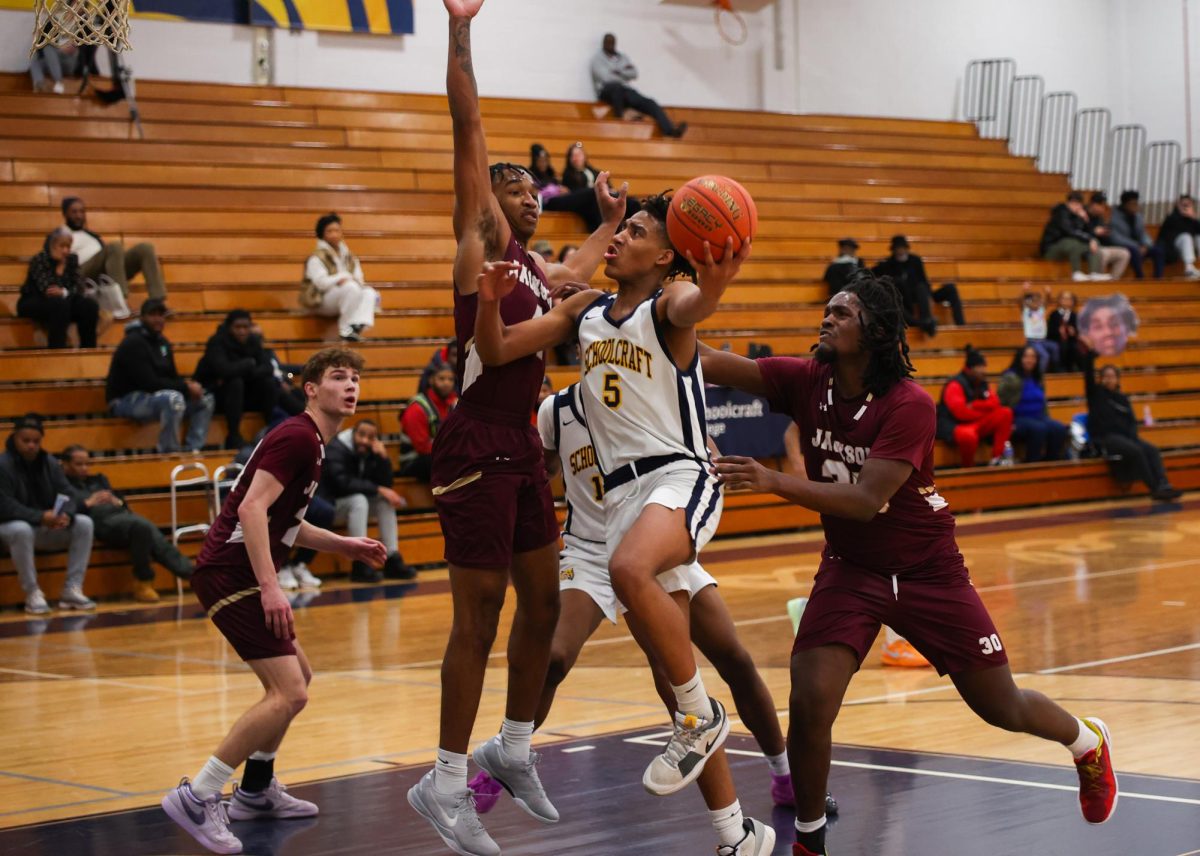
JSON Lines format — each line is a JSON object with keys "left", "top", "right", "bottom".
{"left": 936, "top": 345, "right": 1014, "bottom": 467}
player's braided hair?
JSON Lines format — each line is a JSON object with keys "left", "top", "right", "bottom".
{"left": 639, "top": 192, "right": 697, "bottom": 282}
{"left": 839, "top": 269, "right": 915, "bottom": 396}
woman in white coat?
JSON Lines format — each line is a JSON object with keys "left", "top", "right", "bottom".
{"left": 302, "top": 213, "right": 378, "bottom": 341}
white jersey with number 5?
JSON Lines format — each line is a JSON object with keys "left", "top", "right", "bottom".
{"left": 576, "top": 292, "right": 710, "bottom": 475}
{"left": 537, "top": 384, "right": 605, "bottom": 544}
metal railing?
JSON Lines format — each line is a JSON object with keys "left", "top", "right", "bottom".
{"left": 963, "top": 58, "right": 1016, "bottom": 140}
{"left": 1069, "top": 108, "right": 1111, "bottom": 190}
{"left": 1143, "top": 141, "right": 1182, "bottom": 225}
{"left": 1105, "top": 124, "right": 1146, "bottom": 200}
{"left": 1006, "top": 74, "right": 1044, "bottom": 158}
{"left": 1036, "top": 92, "right": 1077, "bottom": 174}
{"left": 1181, "top": 158, "right": 1200, "bottom": 198}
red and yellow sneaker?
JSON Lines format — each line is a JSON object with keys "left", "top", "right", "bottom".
{"left": 880, "top": 636, "right": 930, "bottom": 668}
{"left": 1074, "top": 717, "right": 1118, "bottom": 824}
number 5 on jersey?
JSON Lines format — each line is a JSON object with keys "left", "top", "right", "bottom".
{"left": 602, "top": 372, "right": 622, "bottom": 409}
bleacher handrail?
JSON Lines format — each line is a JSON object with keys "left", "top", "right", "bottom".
{"left": 1006, "top": 74, "right": 1044, "bottom": 158}
{"left": 1105, "top": 124, "right": 1147, "bottom": 200}
{"left": 963, "top": 58, "right": 1016, "bottom": 140}
{"left": 1036, "top": 91, "right": 1077, "bottom": 175}
{"left": 1069, "top": 108, "right": 1111, "bottom": 190}
{"left": 1144, "top": 141, "right": 1183, "bottom": 225}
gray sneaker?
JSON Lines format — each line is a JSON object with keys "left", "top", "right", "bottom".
{"left": 25, "top": 590, "right": 50, "bottom": 615}
{"left": 643, "top": 697, "right": 730, "bottom": 796}
{"left": 407, "top": 769, "right": 499, "bottom": 856}
{"left": 716, "top": 817, "right": 776, "bottom": 855}
{"left": 58, "top": 587, "right": 96, "bottom": 611}
{"left": 472, "top": 735, "right": 559, "bottom": 823}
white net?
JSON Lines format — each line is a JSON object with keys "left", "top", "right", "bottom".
{"left": 31, "top": 0, "right": 130, "bottom": 54}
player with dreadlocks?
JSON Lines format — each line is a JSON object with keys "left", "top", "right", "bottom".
{"left": 700, "top": 270, "right": 1118, "bottom": 855}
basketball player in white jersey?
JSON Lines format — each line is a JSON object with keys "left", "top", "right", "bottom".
{"left": 473, "top": 196, "right": 766, "bottom": 853}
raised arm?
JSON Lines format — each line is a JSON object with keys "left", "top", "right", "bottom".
{"left": 697, "top": 340, "right": 768, "bottom": 396}
{"left": 445, "top": 0, "right": 509, "bottom": 293}
{"left": 660, "top": 237, "right": 751, "bottom": 329}
{"left": 536, "top": 172, "right": 628, "bottom": 289}
{"left": 473, "top": 262, "right": 601, "bottom": 365}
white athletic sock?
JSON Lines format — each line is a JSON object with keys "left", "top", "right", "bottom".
{"left": 1068, "top": 718, "right": 1101, "bottom": 759}
{"left": 500, "top": 718, "right": 534, "bottom": 763}
{"left": 434, "top": 748, "right": 469, "bottom": 795}
{"left": 709, "top": 799, "right": 745, "bottom": 848}
{"left": 671, "top": 669, "right": 710, "bottom": 718}
{"left": 765, "top": 750, "right": 790, "bottom": 776}
{"left": 795, "top": 815, "right": 827, "bottom": 834}
{"left": 190, "top": 756, "right": 235, "bottom": 800}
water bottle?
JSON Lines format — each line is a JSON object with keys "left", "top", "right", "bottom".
{"left": 1143, "top": 404, "right": 1154, "bottom": 427}
{"left": 1002, "top": 441, "right": 1015, "bottom": 466}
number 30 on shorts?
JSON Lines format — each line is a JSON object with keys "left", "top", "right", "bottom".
{"left": 978, "top": 633, "right": 1004, "bottom": 655}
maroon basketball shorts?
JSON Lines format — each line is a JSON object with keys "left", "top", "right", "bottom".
{"left": 192, "top": 566, "right": 296, "bottom": 662}
{"left": 793, "top": 555, "right": 1009, "bottom": 676}
{"left": 431, "top": 405, "right": 559, "bottom": 570}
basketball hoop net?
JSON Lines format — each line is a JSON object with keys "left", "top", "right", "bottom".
{"left": 30, "top": 0, "right": 130, "bottom": 54}
{"left": 712, "top": 0, "right": 748, "bottom": 47}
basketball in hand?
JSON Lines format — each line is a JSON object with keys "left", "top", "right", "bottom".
{"left": 666, "top": 175, "right": 757, "bottom": 264}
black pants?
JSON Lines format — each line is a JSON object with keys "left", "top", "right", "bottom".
{"left": 214, "top": 374, "right": 279, "bottom": 445}
{"left": 598, "top": 82, "right": 676, "bottom": 135}
{"left": 1098, "top": 434, "right": 1170, "bottom": 491}
{"left": 543, "top": 187, "right": 640, "bottom": 232}
{"left": 17, "top": 293, "right": 99, "bottom": 349}
{"left": 912, "top": 282, "right": 966, "bottom": 326}
{"left": 290, "top": 493, "right": 336, "bottom": 566}
{"left": 399, "top": 454, "right": 433, "bottom": 484}
{"left": 94, "top": 511, "right": 193, "bottom": 581}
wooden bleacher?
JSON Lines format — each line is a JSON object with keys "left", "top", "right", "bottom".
{"left": 1, "top": 72, "right": 1198, "bottom": 605}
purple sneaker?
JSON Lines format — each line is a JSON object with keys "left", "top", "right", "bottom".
{"left": 468, "top": 770, "right": 503, "bottom": 814}
{"left": 770, "top": 772, "right": 794, "bottom": 807}
{"left": 161, "top": 777, "right": 242, "bottom": 854}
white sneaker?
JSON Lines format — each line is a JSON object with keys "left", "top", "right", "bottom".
{"left": 473, "top": 735, "right": 558, "bottom": 822}
{"left": 717, "top": 817, "right": 776, "bottom": 855}
{"left": 58, "top": 587, "right": 96, "bottom": 610}
{"left": 1184, "top": 267, "right": 1200, "bottom": 280}
{"left": 643, "top": 697, "right": 731, "bottom": 796}
{"left": 52, "top": 81, "right": 65, "bottom": 94}
{"left": 25, "top": 590, "right": 50, "bottom": 615}
{"left": 161, "top": 778, "right": 243, "bottom": 855}
{"left": 407, "top": 769, "right": 500, "bottom": 856}
{"left": 292, "top": 562, "right": 322, "bottom": 588}
{"left": 1089, "top": 272, "right": 1113, "bottom": 281}
{"left": 277, "top": 566, "right": 299, "bottom": 590}
{"left": 1071, "top": 271, "right": 1090, "bottom": 282}
{"left": 227, "top": 777, "right": 318, "bottom": 820}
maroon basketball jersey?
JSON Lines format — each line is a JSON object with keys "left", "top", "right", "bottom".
{"left": 454, "top": 235, "right": 552, "bottom": 417}
{"left": 195, "top": 412, "right": 325, "bottom": 579}
{"left": 757, "top": 356, "right": 959, "bottom": 574}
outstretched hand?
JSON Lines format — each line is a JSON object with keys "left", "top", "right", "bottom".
{"left": 711, "top": 455, "right": 778, "bottom": 493}
{"left": 687, "top": 236, "right": 752, "bottom": 295}
{"left": 343, "top": 536, "right": 388, "bottom": 568}
{"left": 595, "top": 171, "right": 629, "bottom": 226}
{"left": 477, "top": 260, "right": 521, "bottom": 302}
{"left": 443, "top": 0, "right": 485, "bottom": 18}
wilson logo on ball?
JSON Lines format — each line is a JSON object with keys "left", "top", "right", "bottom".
{"left": 667, "top": 175, "right": 757, "bottom": 264}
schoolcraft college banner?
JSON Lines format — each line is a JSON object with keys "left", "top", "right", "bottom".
{"left": 705, "top": 387, "right": 792, "bottom": 459}
{"left": 0, "top": 1, "right": 414, "bottom": 35}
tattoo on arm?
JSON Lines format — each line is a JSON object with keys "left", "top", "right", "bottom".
{"left": 478, "top": 208, "right": 501, "bottom": 260}
{"left": 451, "top": 20, "right": 476, "bottom": 98}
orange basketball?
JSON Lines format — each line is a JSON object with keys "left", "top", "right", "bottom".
{"left": 666, "top": 175, "right": 757, "bottom": 265}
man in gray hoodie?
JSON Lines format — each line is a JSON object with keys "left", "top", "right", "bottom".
{"left": 1104, "top": 191, "right": 1164, "bottom": 280}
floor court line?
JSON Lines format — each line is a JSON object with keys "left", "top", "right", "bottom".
{"left": 0, "top": 770, "right": 133, "bottom": 797}
{"left": 1037, "top": 642, "right": 1200, "bottom": 675}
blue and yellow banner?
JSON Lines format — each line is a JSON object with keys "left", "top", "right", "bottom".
{"left": 0, "top": 0, "right": 414, "bottom": 35}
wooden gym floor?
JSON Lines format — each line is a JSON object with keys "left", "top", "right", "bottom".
{"left": 1, "top": 496, "right": 1199, "bottom": 854}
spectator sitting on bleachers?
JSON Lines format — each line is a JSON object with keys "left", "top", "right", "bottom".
{"left": 30, "top": 33, "right": 79, "bottom": 94}
{"left": 542, "top": 142, "right": 639, "bottom": 232}
{"left": 255, "top": 325, "right": 306, "bottom": 420}
{"left": 194, "top": 310, "right": 278, "bottom": 450}
{"left": 1047, "top": 290, "right": 1080, "bottom": 372}
{"left": 998, "top": 346, "right": 1068, "bottom": 463}
{"left": 60, "top": 443, "right": 193, "bottom": 603}
{"left": 1084, "top": 192, "right": 1131, "bottom": 281}
{"left": 19, "top": 226, "right": 100, "bottom": 350}
{"left": 590, "top": 33, "right": 687, "bottom": 138}
{"left": 558, "top": 244, "right": 578, "bottom": 264}
{"left": 1039, "top": 191, "right": 1116, "bottom": 282}
{"left": 105, "top": 298, "right": 215, "bottom": 453}
{"left": 1019, "top": 282, "right": 1060, "bottom": 373}
{"left": 320, "top": 419, "right": 414, "bottom": 582}
{"left": 277, "top": 493, "right": 334, "bottom": 591}
{"left": 529, "top": 143, "right": 567, "bottom": 200}
{"left": 822, "top": 238, "right": 865, "bottom": 297}
{"left": 1079, "top": 337, "right": 1182, "bottom": 502}
{"left": 418, "top": 338, "right": 459, "bottom": 395}
{"left": 1157, "top": 195, "right": 1200, "bottom": 279}
{"left": 936, "top": 346, "right": 1014, "bottom": 467}
{"left": 871, "top": 235, "right": 965, "bottom": 337}
{"left": 0, "top": 414, "right": 95, "bottom": 615}
{"left": 398, "top": 361, "right": 459, "bottom": 483}
{"left": 63, "top": 196, "right": 165, "bottom": 309}
{"left": 1109, "top": 191, "right": 1165, "bottom": 280}
{"left": 301, "top": 212, "right": 379, "bottom": 342}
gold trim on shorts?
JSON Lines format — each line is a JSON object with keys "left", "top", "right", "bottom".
{"left": 207, "top": 586, "right": 262, "bottom": 618}
{"left": 432, "top": 471, "right": 484, "bottom": 496}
